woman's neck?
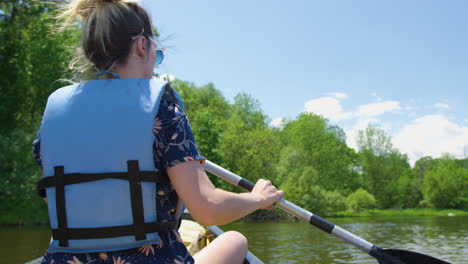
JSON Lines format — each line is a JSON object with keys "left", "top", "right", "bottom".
{"left": 100, "top": 60, "right": 152, "bottom": 79}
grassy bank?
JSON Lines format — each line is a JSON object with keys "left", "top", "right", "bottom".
{"left": 330, "top": 208, "right": 468, "bottom": 217}
{"left": 2, "top": 208, "right": 467, "bottom": 226}
{"left": 0, "top": 202, "right": 49, "bottom": 226}
{"left": 236, "top": 208, "right": 468, "bottom": 222}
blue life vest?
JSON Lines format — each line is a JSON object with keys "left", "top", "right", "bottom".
{"left": 37, "top": 77, "right": 181, "bottom": 253}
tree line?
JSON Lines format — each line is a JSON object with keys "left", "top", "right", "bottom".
{"left": 175, "top": 80, "right": 467, "bottom": 215}
{"left": 0, "top": 1, "right": 466, "bottom": 224}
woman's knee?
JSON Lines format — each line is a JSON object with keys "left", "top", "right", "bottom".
{"left": 221, "top": 231, "right": 248, "bottom": 253}
{"left": 194, "top": 231, "right": 248, "bottom": 264}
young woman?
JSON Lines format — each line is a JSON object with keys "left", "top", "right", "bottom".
{"left": 33, "top": 0, "right": 283, "bottom": 263}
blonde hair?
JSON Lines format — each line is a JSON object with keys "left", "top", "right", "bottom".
{"left": 59, "top": 0, "right": 154, "bottom": 77}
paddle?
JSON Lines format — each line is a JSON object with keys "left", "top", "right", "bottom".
{"left": 202, "top": 160, "right": 452, "bottom": 264}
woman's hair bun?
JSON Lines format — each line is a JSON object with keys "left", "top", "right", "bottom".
{"left": 96, "top": 0, "right": 133, "bottom": 4}
{"left": 60, "top": 0, "right": 140, "bottom": 23}
{"left": 58, "top": 0, "right": 153, "bottom": 76}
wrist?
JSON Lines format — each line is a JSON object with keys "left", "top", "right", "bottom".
{"left": 246, "top": 192, "right": 267, "bottom": 210}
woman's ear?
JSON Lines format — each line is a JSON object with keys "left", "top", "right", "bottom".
{"left": 133, "top": 36, "right": 148, "bottom": 58}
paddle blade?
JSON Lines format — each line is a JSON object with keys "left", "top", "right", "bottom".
{"left": 383, "top": 249, "right": 451, "bottom": 264}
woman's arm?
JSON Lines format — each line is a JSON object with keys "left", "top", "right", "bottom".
{"left": 168, "top": 160, "right": 283, "bottom": 226}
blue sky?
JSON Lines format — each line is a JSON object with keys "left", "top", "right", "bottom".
{"left": 143, "top": 0, "right": 468, "bottom": 164}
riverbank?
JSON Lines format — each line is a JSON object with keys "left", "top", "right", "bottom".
{"left": 0, "top": 205, "right": 49, "bottom": 226}
{"left": 2, "top": 208, "right": 467, "bottom": 226}
{"left": 330, "top": 208, "right": 468, "bottom": 217}
{"left": 243, "top": 208, "right": 468, "bottom": 222}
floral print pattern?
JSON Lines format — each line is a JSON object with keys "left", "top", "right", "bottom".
{"left": 138, "top": 245, "right": 155, "bottom": 256}
{"left": 66, "top": 256, "right": 83, "bottom": 264}
{"left": 35, "top": 87, "right": 203, "bottom": 263}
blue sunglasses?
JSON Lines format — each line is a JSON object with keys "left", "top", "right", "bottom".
{"left": 148, "top": 37, "right": 165, "bottom": 65}
{"left": 131, "top": 29, "right": 165, "bottom": 66}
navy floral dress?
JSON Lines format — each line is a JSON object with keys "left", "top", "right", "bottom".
{"left": 33, "top": 86, "right": 205, "bottom": 264}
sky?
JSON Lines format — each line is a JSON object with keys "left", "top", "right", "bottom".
{"left": 143, "top": 0, "right": 468, "bottom": 165}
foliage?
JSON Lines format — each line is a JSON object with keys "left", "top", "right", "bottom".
{"left": 215, "top": 93, "right": 280, "bottom": 192}
{"left": 171, "top": 81, "right": 228, "bottom": 162}
{"left": 0, "top": 0, "right": 79, "bottom": 224}
{"left": 356, "top": 124, "right": 393, "bottom": 156}
{"left": 356, "top": 125, "right": 414, "bottom": 208}
{"left": 0, "top": 0, "right": 79, "bottom": 134}
{"left": 280, "top": 113, "right": 359, "bottom": 193}
{"left": 321, "top": 189, "right": 348, "bottom": 214}
{"left": 281, "top": 176, "right": 347, "bottom": 216}
{"left": 332, "top": 208, "right": 468, "bottom": 217}
{"left": 346, "top": 188, "right": 376, "bottom": 212}
{"left": 173, "top": 84, "right": 281, "bottom": 192}
{"left": 413, "top": 156, "right": 437, "bottom": 184}
{"left": 395, "top": 169, "right": 421, "bottom": 208}
{"left": 422, "top": 156, "right": 468, "bottom": 209}
{"left": 0, "top": 127, "right": 49, "bottom": 224}
{"left": 455, "top": 157, "right": 468, "bottom": 169}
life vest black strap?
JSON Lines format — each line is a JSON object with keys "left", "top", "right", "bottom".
{"left": 54, "top": 166, "right": 69, "bottom": 247}
{"left": 51, "top": 222, "right": 177, "bottom": 240}
{"left": 37, "top": 167, "right": 170, "bottom": 198}
{"left": 128, "top": 160, "right": 146, "bottom": 241}
{"left": 39, "top": 160, "right": 174, "bottom": 247}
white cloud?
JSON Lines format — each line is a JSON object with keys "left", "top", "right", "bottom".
{"left": 355, "top": 101, "right": 401, "bottom": 117}
{"left": 394, "top": 114, "right": 468, "bottom": 165}
{"left": 433, "top": 103, "right": 449, "bottom": 109}
{"left": 325, "top": 92, "right": 348, "bottom": 99}
{"left": 269, "top": 117, "right": 285, "bottom": 129}
{"left": 304, "top": 95, "right": 467, "bottom": 166}
{"left": 304, "top": 97, "right": 351, "bottom": 121}
{"left": 305, "top": 97, "right": 403, "bottom": 121}
{"left": 404, "top": 105, "right": 417, "bottom": 111}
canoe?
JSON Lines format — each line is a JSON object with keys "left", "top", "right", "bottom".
{"left": 180, "top": 219, "right": 263, "bottom": 264}
{"left": 25, "top": 219, "right": 263, "bottom": 264}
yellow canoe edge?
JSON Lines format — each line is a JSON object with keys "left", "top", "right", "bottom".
{"left": 179, "top": 219, "right": 216, "bottom": 256}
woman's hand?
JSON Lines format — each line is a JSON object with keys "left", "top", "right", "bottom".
{"left": 251, "top": 179, "right": 284, "bottom": 210}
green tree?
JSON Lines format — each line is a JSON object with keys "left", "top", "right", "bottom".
{"left": 0, "top": 0, "right": 78, "bottom": 133}
{"left": 356, "top": 124, "right": 393, "bottom": 156}
{"left": 346, "top": 188, "right": 376, "bottom": 212}
{"left": 171, "top": 80, "right": 229, "bottom": 164}
{"left": 0, "top": 0, "right": 79, "bottom": 223}
{"left": 356, "top": 125, "right": 415, "bottom": 208}
{"left": 280, "top": 167, "right": 347, "bottom": 216}
{"left": 216, "top": 93, "right": 280, "bottom": 191}
{"left": 422, "top": 155, "right": 468, "bottom": 209}
{"left": 273, "top": 113, "right": 357, "bottom": 215}
{"left": 414, "top": 156, "right": 437, "bottom": 184}
{"left": 395, "top": 169, "right": 421, "bottom": 208}
{"left": 280, "top": 113, "right": 359, "bottom": 192}
{"left": 275, "top": 146, "right": 306, "bottom": 185}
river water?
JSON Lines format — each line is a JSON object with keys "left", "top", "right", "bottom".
{"left": 224, "top": 215, "right": 468, "bottom": 264}
{"left": 1, "top": 216, "right": 466, "bottom": 264}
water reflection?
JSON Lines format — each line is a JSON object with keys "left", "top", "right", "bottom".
{"left": 1, "top": 216, "right": 466, "bottom": 264}
{"left": 225, "top": 216, "right": 467, "bottom": 264}
{"left": 0, "top": 226, "right": 50, "bottom": 264}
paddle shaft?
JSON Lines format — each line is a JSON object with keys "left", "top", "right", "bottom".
{"left": 203, "top": 160, "right": 396, "bottom": 261}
